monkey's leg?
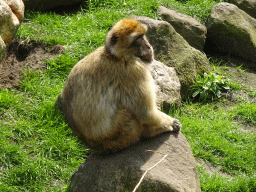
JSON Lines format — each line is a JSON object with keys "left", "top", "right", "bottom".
{"left": 142, "top": 110, "right": 181, "bottom": 138}
{"left": 94, "top": 108, "right": 142, "bottom": 154}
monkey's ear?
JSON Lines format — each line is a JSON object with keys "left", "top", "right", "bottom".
{"left": 110, "top": 32, "right": 118, "bottom": 45}
{"left": 105, "top": 32, "right": 118, "bottom": 55}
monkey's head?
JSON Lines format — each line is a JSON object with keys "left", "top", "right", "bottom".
{"left": 105, "top": 18, "right": 154, "bottom": 63}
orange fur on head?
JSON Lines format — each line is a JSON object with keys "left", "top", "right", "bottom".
{"left": 105, "top": 18, "right": 147, "bottom": 56}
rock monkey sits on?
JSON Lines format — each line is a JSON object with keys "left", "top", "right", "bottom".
{"left": 57, "top": 18, "right": 181, "bottom": 154}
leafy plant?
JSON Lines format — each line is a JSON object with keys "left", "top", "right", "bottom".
{"left": 247, "top": 88, "right": 256, "bottom": 97}
{"left": 190, "top": 72, "right": 230, "bottom": 101}
{"left": 227, "top": 81, "right": 243, "bottom": 90}
{"left": 235, "top": 64, "right": 247, "bottom": 73}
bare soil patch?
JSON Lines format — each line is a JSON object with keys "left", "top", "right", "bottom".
{"left": 223, "top": 58, "right": 256, "bottom": 103}
{"left": 212, "top": 55, "right": 256, "bottom": 89}
{"left": 0, "top": 40, "right": 63, "bottom": 89}
{"left": 197, "top": 158, "right": 230, "bottom": 177}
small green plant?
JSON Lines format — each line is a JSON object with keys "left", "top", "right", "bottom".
{"left": 227, "top": 81, "right": 243, "bottom": 90}
{"left": 190, "top": 72, "right": 230, "bottom": 101}
{"left": 210, "top": 59, "right": 228, "bottom": 74}
{"left": 247, "top": 88, "right": 256, "bottom": 97}
{"left": 236, "top": 64, "right": 247, "bottom": 73}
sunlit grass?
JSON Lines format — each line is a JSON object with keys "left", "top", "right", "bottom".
{"left": 170, "top": 101, "right": 256, "bottom": 191}
{"left": 0, "top": 68, "right": 88, "bottom": 191}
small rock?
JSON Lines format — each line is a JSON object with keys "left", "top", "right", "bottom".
{"left": 5, "top": 0, "right": 24, "bottom": 22}
{"left": 0, "top": 37, "right": 6, "bottom": 62}
{"left": 0, "top": 0, "right": 24, "bottom": 62}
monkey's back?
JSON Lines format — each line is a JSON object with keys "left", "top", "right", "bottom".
{"left": 61, "top": 46, "right": 154, "bottom": 142}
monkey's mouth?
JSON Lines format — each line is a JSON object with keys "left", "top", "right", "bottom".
{"left": 140, "top": 53, "right": 153, "bottom": 63}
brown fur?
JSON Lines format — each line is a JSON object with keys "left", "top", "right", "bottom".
{"left": 59, "top": 18, "right": 181, "bottom": 154}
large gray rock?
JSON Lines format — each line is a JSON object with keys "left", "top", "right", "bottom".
{"left": 228, "top": 0, "right": 256, "bottom": 19}
{"left": 147, "top": 60, "right": 181, "bottom": 112}
{"left": 0, "top": 0, "right": 24, "bottom": 62}
{"left": 135, "top": 16, "right": 211, "bottom": 97}
{"left": 158, "top": 6, "right": 207, "bottom": 51}
{"left": 23, "top": 0, "right": 83, "bottom": 11}
{"left": 70, "top": 132, "right": 201, "bottom": 192}
{"left": 205, "top": 2, "right": 256, "bottom": 63}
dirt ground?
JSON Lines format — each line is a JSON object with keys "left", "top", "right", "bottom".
{"left": 212, "top": 55, "right": 256, "bottom": 103}
{"left": 0, "top": 40, "right": 63, "bottom": 89}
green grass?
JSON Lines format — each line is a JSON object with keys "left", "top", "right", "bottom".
{"left": 1, "top": 0, "right": 255, "bottom": 191}
{"left": 170, "top": 101, "right": 256, "bottom": 191}
{"left": 0, "top": 70, "right": 89, "bottom": 191}
{"left": 247, "top": 88, "right": 256, "bottom": 97}
{"left": 230, "top": 103, "right": 256, "bottom": 125}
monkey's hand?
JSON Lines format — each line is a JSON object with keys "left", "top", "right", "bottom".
{"left": 141, "top": 112, "right": 181, "bottom": 137}
{"left": 161, "top": 114, "right": 181, "bottom": 133}
{"left": 171, "top": 119, "right": 181, "bottom": 132}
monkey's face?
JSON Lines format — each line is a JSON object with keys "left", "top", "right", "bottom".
{"left": 131, "top": 34, "right": 154, "bottom": 63}
{"left": 105, "top": 18, "right": 154, "bottom": 63}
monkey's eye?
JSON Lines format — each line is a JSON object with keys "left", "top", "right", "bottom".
{"left": 131, "top": 34, "right": 144, "bottom": 48}
{"left": 137, "top": 34, "right": 143, "bottom": 40}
